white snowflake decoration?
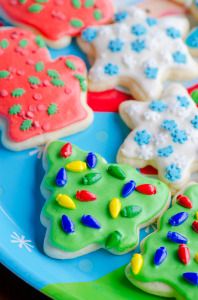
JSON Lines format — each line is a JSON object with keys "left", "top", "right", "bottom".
{"left": 10, "top": 232, "right": 34, "bottom": 252}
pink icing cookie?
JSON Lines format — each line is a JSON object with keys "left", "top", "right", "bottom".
{"left": 0, "top": 0, "right": 114, "bottom": 48}
{"left": 0, "top": 27, "right": 93, "bottom": 151}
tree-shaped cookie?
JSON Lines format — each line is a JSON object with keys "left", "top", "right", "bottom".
{"left": 78, "top": 6, "right": 198, "bottom": 100}
{"left": 117, "top": 84, "right": 198, "bottom": 191}
{"left": 0, "top": 27, "right": 93, "bottom": 151}
{"left": 0, "top": 0, "right": 114, "bottom": 48}
{"left": 126, "top": 183, "right": 198, "bottom": 300}
{"left": 40, "top": 141, "right": 170, "bottom": 259}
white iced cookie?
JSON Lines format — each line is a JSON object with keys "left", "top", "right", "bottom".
{"left": 78, "top": 7, "right": 198, "bottom": 101}
{"left": 117, "top": 83, "right": 198, "bottom": 191}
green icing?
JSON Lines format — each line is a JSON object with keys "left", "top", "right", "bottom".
{"left": 70, "top": 18, "right": 84, "bottom": 28}
{"left": 72, "top": 0, "right": 81, "bottom": 8}
{"left": 41, "top": 141, "right": 170, "bottom": 255}
{"left": 0, "top": 39, "right": 9, "bottom": 49}
{"left": 84, "top": 0, "right": 95, "bottom": 8}
{"left": 28, "top": 76, "right": 41, "bottom": 85}
{"left": 0, "top": 70, "right": 10, "bottom": 78}
{"left": 35, "top": 61, "right": 44, "bottom": 72}
{"left": 51, "top": 78, "right": 65, "bottom": 87}
{"left": 47, "top": 69, "right": 60, "bottom": 78}
{"left": 18, "top": 0, "right": 27, "bottom": 3}
{"left": 19, "top": 39, "right": 28, "bottom": 48}
{"left": 74, "top": 74, "right": 87, "bottom": 92}
{"left": 9, "top": 104, "right": 22, "bottom": 115}
{"left": 28, "top": 4, "right": 43, "bottom": 13}
{"left": 48, "top": 103, "right": 58, "bottom": 115}
{"left": 35, "top": 36, "right": 45, "bottom": 48}
{"left": 65, "top": 59, "right": 76, "bottom": 71}
{"left": 20, "top": 119, "right": 32, "bottom": 131}
{"left": 42, "top": 265, "right": 161, "bottom": 300}
{"left": 126, "top": 184, "right": 198, "bottom": 300}
{"left": 94, "top": 9, "right": 102, "bottom": 21}
{"left": 191, "top": 90, "right": 198, "bottom": 105}
{"left": 11, "top": 88, "right": 25, "bottom": 97}
{"left": 35, "top": 0, "right": 48, "bottom": 3}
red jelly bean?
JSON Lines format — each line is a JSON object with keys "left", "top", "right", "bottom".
{"left": 192, "top": 221, "right": 198, "bottom": 233}
{"left": 177, "top": 194, "right": 193, "bottom": 209}
{"left": 76, "top": 190, "right": 97, "bottom": 201}
{"left": 60, "top": 142, "right": 72, "bottom": 158}
{"left": 178, "top": 244, "right": 190, "bottom": 265}
{"left": 135, "top": 184, "right": 156, "bottom": 195}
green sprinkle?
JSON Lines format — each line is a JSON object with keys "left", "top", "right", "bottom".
{"left": 20, "top": 119, "right": 32, "bottom": 131}
{"left": 105, "top": 231, "right": 122, "bottom": 249}
{"left": 70, "top": 18, "right": 84, "bottom": 28}
{"left": 35, "top": 36, "right": 45, "bottom": 48}
{"left": 72, "top": 0, "right": 81, "bottom": 8}
{"left": 94, "top": 9, "right": 102, "bottom": 20}
{"left": 107, "top": 165, "right": 126, "bottom": 180}
{"left": 191, "top": 90, "right": 198, "bottom": 105}
{"left": 19, "top": 39, "right": 28, "bottom": 48}
{"left": 65, "top": 59, "right": 76, "bottom": 70}
{"left": 0, "top": 39, "right": 9, "bottom": 49}
{"left": 11, "top": 88, "right": 25, "bottom": 97}
{"left": 35, "top": 61, "right": 44, "bottom": 72}
{"left": 74, "top": 74, "right": 87, "bottom": 92}
{"left": 121, "top": 205, "right": 142, "bottom": 218}
{"left": 47, "top": 69, "right": 60, "bottom": 78}
{"left": 0, "top": 70, "right": 10, "bottom": 79}
{"left": 51, "top": 78, "right": 65, "bottom": 87}
{"left": 35, "top": 0, "right": 48, "bottom": 2}
{"left": 84, "top": 0, "right": 95, "bottom": 7}
{"left": 82, "top": 173, "right": 102, "bottom": 185}
{"left": 28, "top": 76, "right": 41, "bottom": 85}
{"left": 28, "top": 4, "right": 43, "bottom": 13}
{"left": 18, "top": 0, "right": 27, "bottom": 4}
{"left": 9, "top": 104, "right": 22, "bottom": 115}
{"left": 47, "top": 103, "right": 58, "bottom": 115}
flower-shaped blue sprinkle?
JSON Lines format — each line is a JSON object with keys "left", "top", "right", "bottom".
{"left": 191, "top": 115, "right": 198, "bottom": 129}
{"left": 131, "top": 39, "right": 146, "bottom": 53}
{"left": 131, "top": 24, "right": 147, "bottom": 36}
{"left": 82, "top": 28, "right": 97, "bottom": 43}
{"left": 144, "top": 66, "right": 158, "bottom": 79}
{"left": 157, "top": 145, "right": 174, "bottom": 157}
{"left": 114, "top": 11, "right": 128, "bottom": 22}
{"left": 171, "top": 129, "right": 188, "bottom": 144}
{"left": 146, "top": 17, "right": 158, "bottom": 27}
{"left": 165, "top": 164, "right": 181, "bottom": 182}
{"left": 166, "top": 27, "right": 181, "bottom": 39}
{"left": 161, "top": 120, "right": 177, "bottom": 132}
{"left": 134, "top": 130, "right": 151, "bottom": 146}
{"left": 172, "top": 51, "right": 187, "bottom": 64}
{"left": 108, "top": 39, "right": 124, "bottom": 52}
{"left": 104, "top": 63, "right": 119, "bottom": 76}
{"left": 177, "top": 95, "right": 190, "bottom": 108}
{"left": 149, "top": 100, "right": 167, "bottom": 112}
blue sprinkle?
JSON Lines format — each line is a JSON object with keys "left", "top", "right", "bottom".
{"left": 108, "top": 39, "right": 124, "bottom": 52}
{"left": 183, "top": 273, "right": 198, "bottom": 286}
{"left": 122, "top": 180, "right": 136, "bottom": 198}
{"left": 81, "top": 215, "right": 101, "bottom": 229}
{"left": 131, "top": 24, "right": 147, "bottom": 36}
{"left": 168, "top": 212, "right": 189, "bottom": 226}
{"left": 114, "top": 11, "right": 128, "bottom": 22}
{"left": 104, "top": 63, "right": 119, "bottom": 76}
{"left": 177, "top": 95, "right": 190, "bottom": 108}
{"left": 172, "top": 51, "right": 187, "bottom": 64}
{"left": 131, "top": 39, "right": 146, "bottom": 53}
{"left": 134, "top": 130, "right": 152, "bottom": 146}
{"left": 167, "top": 231, "right": 188, "bottom": 244}
{"left": 154, "top": 247, "right": 167, "bottom": 266}
{"left": 157, "top": 145, "right": 174, "bottom": 157}
{"left": 56, "top": 168, "right": 67, "bottom": 187}
{"left": 191, "top": 115, "right": 198, "bottom": 129}
{"left": 61, "top": 215, "right": 75, "bottom": 234}
{"left": 86, "top": 152, "right": 97, "bottom": 169}
{"left": 166, "top": 27, "right": 181, "bottom": 39}
{"left": 161, "top": 120, "right": 177, "bottom": 132}
{"left": 146, "top": 17, "right": 158, "bottom": 27}
{"left": 171, "top": 129, "right": 188, "bottom": 144}
{"left": 165, "top": 164, "right": 181, "bottom": 182}
{"left": 149, "top": 100, "right": 167, "bottom": 112}
{"left": 81, "top": 28, "right": 97, "bottom": 42}
{"left": 144, "top": 66, "right": 158, "bottom": 79}
{"left": 186, "top": 27, "right": 198, "bottom": 49}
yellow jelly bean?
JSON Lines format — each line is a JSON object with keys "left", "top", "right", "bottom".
{"left": 131, "top": 253, "right": 143, "bottom": 275}
{"left": 56, "top": 194, "right": 76, "bottom": 209}
{"left": 66, "top": 161, "right": 87, "bottom": 172}
{"left": 195, "top": 211, "right": 198, "bottom": 220}
{"left": 195, "top": 253, "right": 198, "bottom": 263}
{"left": 109, "top": 198, "right": 121, "bottom": 219}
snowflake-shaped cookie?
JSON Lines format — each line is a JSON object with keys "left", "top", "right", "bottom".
{"left": 117, "top": 84, "right": 198, "bottom": 191}
{"left": 78, "top": 7, "right": 198, "bottom": 100}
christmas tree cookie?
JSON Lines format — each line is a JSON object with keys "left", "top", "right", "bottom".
{"left": 40, "top": 141, "right": 170, "bottom": 259}
{"left": 0, "top": 0, "right": 114, "bottom": 48}
{"left": 126, "top": 183, "right": 198, "bottom": 300}
{"left": 0, "top": 27, "right": 93, "bottom": 151}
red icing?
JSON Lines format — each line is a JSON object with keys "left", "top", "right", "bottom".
{"left": 0, "top": 28, "right": 89, "bottom": 143}
{"left": 188, "top": 84, "right": 198, "bottom": 95}
{"left": 0, "top": 0, "right": 114, "bottom": 41}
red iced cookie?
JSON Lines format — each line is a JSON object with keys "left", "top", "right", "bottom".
{"left": 0, "top": 0, "right": 114, "bottom": 48}
{"left": 0, "top": 27, "right": 93, "bottom": 151}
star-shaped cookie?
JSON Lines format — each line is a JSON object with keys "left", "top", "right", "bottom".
{"left": 117, "top": 84, "right": 198, "bottom": 191}
{"left": 78, "top": 7, "right": 198, "bottom": 101}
